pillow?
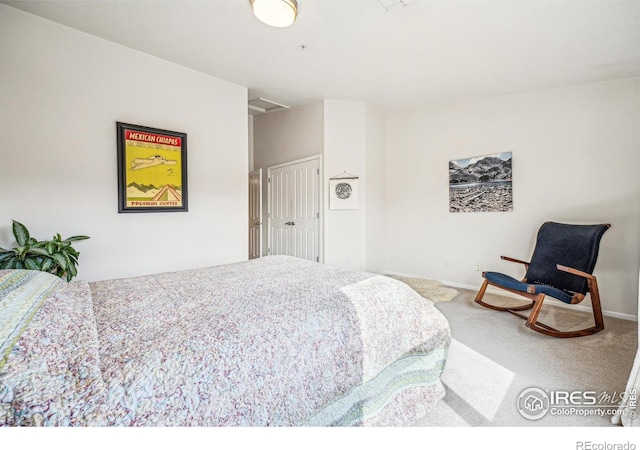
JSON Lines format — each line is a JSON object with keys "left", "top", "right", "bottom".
{"left": 0, "top": 270, "right": 62, "bottom": 371}
{"left": 0, "top": 275, "right": 107, "bottom": 426}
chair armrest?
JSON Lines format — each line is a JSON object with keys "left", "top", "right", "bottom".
{"left": 556, "top": 264, "right": 596, "bottom": 280}
{"left": 501, "top": 256, "right": 530, "bottom": 267}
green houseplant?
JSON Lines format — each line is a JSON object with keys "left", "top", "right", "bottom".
{"left": 0, "top": 220, "right": 89, "bottom": 281}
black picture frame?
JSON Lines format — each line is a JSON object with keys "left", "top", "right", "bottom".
{"left": 116, "top": 122, "right": 188, "bottom": 213}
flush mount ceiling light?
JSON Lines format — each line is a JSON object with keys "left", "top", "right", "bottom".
{"left": 251, "top": 0, "right": 298, "bottom": 28}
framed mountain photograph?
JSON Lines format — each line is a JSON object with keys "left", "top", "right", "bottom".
{"left": 449, "top": 152, "right": 512, "bottom": 213}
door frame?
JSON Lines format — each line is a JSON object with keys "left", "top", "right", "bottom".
{"left": 248, "top": 168, "right": 262, "bottom": 259}
{"left": 267, "top": 154, "right": 323, "bottom": 263}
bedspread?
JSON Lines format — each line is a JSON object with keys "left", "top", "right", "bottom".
{"left": 89, "top": 256, "right": 450, "bottom": 426}
{"left": 1, "top": 256, "right": 450, "bottom": 426}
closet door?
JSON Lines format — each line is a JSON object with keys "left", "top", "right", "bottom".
{"left": 268, "top": 165, "right": 292, "bottom": 257}
{"left": 290, "top": 159, "right": 320, "bottom": 261}
{"left": 267, "top": 156, "right": 321, "bottom": 262}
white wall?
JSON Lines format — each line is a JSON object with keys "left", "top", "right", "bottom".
{"left": 324, "top": 100, "right": 367, "bottom": 271}
{"left": 385, "top": 78, "right": 640, "bottom": 318}
{"left": 0, "top": 5, "right": 248, "bottom": 281}
{"left": 253, "top": 101, "right": 325, "bottom": 170}
{"left": 364, "top": 104, "right": 387, "bottom": 274}
{"left": 248, "top": 115, "right": 254, "bottom": 171}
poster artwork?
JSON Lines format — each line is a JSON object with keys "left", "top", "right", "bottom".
{"left": 449, "top": 152, "right": 512, "bottom": 213}
{"left": 117, "top": 123, "right": 188, "bottom": 213}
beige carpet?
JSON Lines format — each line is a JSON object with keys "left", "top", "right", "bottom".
{"left": 386, "top": 275, "right": 459, "bottom": 303}
{"left": 414, "top": 287, "right": 638, "bottom": 427}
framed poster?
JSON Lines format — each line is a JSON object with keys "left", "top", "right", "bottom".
{"left": 116, "top": 122, "right": 188, "bottom": 213}
{"left": 329, "top": 177, "right": 358, "bottom": 210}
{"left": 449, "top": 151, "right": 512, "bottom": 213}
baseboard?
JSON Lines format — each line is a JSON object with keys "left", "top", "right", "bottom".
{"left": 384, "top": 271, "right": 638, "bottom": 323}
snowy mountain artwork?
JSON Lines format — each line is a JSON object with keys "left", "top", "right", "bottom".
{"left": 449, "top": 152, "right": 512, "bottom": 213}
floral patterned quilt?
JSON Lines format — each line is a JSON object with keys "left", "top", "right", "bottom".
{"left": 1, "top": 256, "right": 451, "bottom": 426}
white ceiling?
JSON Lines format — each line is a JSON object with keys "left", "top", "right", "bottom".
{"left": 4, "top": 0, "right": 640, "bottom": 109}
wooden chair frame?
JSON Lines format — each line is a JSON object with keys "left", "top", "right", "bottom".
{"left": 474, "top": 256, "right": 605, "bottom": 338}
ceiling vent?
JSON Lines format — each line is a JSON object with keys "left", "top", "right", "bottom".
{"left": 248, "top": 97, "right": 289, "bottom": 115}
{"left": 378, "top": 0, "right": 418, "bottom": 12}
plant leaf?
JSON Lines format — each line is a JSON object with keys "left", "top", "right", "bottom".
{"left": 15, "top": 246, "right": 27, "bottom": 259}
{"left": 41, "top": 258, "right": 55, "bottom": 272}
{"left": 12, "top": 220, "right": 30, "bottom": 246}
{"left": 52, "top": 253, "right": 67, "bottom": 270}
{"left": 67, "top": 263, "right": 77, "bottom": 278}
{"left": 64, "top": 235, "right": 90, "bottom": 242}
{"left": 27, "top": 248, "right": 49, "bottom": 257}
{"left": 0, "top": 257, "right": 17, "bottom": 269}
{"left": 24, "top": 259, "right": 40, "bottom": 270}
{"left": 45, "top": 242, "right": 56, "bottom": 255}
{"left": 0, "top": 252, "right": 15, "bottom": 262}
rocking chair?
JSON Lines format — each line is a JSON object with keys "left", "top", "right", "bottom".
{"left": 475, "top": 221, "right": 611, "bottom": 338}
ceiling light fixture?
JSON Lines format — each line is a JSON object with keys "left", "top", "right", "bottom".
{"left": 251, "top": 0, "right": 298, "bottom": 28}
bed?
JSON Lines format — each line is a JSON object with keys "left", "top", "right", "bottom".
{"left": 0, "top": 255, "right": 451, "bottom": 426}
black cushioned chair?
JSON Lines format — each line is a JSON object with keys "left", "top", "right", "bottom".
{"left": 475, "top": 221, "right": 611, "bottom": 338}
